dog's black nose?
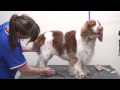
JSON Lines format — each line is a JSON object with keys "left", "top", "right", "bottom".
{"left": 119, "top": 31, "right": 120, "bottom": 36}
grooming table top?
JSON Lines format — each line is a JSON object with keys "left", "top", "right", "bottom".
{"left": 18, "top": 65, "right": 120, "bottom": 79}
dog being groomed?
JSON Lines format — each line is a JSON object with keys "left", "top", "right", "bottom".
{"left": 32, "top": 20, "right": 103, "bottom": 79}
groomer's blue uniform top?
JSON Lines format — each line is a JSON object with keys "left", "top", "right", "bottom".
{"left": 0, "top": 22, "right": 26, "bottom": 79}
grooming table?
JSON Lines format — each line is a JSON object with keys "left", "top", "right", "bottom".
{"left": 18, "top": 65, "right": 120, "bottom": 79}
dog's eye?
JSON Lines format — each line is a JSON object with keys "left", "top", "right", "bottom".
{"left": 90, "top": 30, "right": 94, "bottom": 33}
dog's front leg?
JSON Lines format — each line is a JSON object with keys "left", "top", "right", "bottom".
{"left": 68, "top": 57, "right": 78, "bottom": 76}
{"left": 74, "top": 60, "right": 88, "bottom": 79}
{"left": 69, "top": 57, "right": 87, "bottom": 79}
{"left": 81, "top": 60, "right": 90, "bottom": 76}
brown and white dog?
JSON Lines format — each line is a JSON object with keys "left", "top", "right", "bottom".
{"left": 33, "top": 20, "right": 103, "bottom": 79}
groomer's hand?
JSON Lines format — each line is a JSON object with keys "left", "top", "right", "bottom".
{"left": 43, "top": 68, "right": 54, "bottom": 76}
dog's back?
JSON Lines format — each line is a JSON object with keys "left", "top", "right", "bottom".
{"left": 33, "top": 30, "right": 77, "bottom": 61}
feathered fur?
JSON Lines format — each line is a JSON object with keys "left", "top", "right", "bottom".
{"left": 33, "top": 20, "right": 103, "bottom": 79}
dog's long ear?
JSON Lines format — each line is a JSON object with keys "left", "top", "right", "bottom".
{"left": 81, "top": 21, "right": 89, "bottom": 38}
{"left": 98, "top": 29, "right": 103, "bottom": 42}
{"left": 97, "top": 21, "right": 103, "bottom": 42}
{"left": 81, "top": 20, "right": 96, "bottom": 36}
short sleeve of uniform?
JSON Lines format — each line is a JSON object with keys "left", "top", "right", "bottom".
{"left": 3, "top": 40, "right": 27, "bottom": 70}
{"left": 0, "top": 22, "right": 9, "bottom": 31}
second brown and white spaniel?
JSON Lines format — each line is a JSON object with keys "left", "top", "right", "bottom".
{"left": 33, "top": 20, "right": 103, "bottom": 79}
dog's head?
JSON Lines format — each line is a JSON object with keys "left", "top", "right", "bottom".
{"left": 81, "top": 20, "right": 103, "bottom": 42}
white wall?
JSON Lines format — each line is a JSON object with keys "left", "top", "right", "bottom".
{"left": 0, "top": 11, "right": 120, "bottom": 79}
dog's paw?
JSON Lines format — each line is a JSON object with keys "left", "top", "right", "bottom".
{"left": 84, "top": 70, "right": 90, "bottom": 76}
{"left": 74, "top": 71, "right": 88, "bottom": 79}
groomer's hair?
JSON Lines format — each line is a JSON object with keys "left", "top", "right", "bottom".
{"left": 9, "top": 14, "right": 40, "bottom": 49}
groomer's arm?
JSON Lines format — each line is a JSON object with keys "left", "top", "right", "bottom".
{"left": 21, "top": 41, "right": 38, "bottom": 52}
{"left": 18, "top": 63, "right": 53, "bottom": 76}
{"left": 21, "top": 44, "right": 35, "bottom": 52}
